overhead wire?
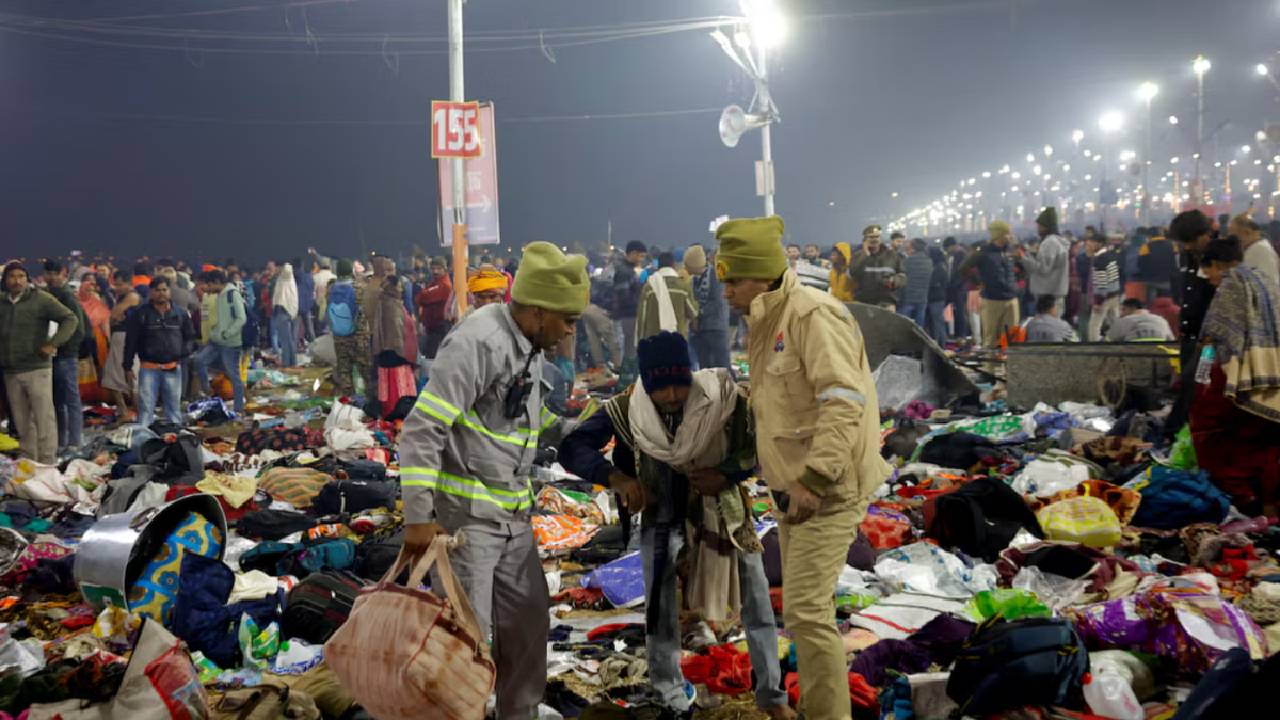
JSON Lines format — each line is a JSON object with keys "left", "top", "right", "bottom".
{"left": 0, "top": 0, "right": 1030, "bottom": 56}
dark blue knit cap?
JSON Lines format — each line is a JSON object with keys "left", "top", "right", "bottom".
{"left": 637, "top": 331, "right": 693, "bottom": 394}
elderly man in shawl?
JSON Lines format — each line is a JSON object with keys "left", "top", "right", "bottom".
{"left": 1192, "top": 237, "right": 1280, "bottom": 519}
{"left": 560, "top": 331, "right": 791, "bottom": 718}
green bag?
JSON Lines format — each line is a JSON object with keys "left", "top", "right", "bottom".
{"left": 1168, "top": 424, "right": 1198, "bottom": 470}
{"left": 965, "top": 589, "right": 1051, "bottom": 622}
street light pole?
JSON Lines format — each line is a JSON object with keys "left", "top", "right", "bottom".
{"left": 447, "top": 0, "right": 469, "bottom": 312}
{"left": 1193, "top": 55, "right": 1211, "bottom": 196}
{"left": 1137, "top": 82, "right": 1158, "bottom": 224}
{"left": 758, "top": 43, "right": 775, "bottom": 216}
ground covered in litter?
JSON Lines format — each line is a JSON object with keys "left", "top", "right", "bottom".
{"left": 0, "top": 362, "right": 1276, "bottom": 720}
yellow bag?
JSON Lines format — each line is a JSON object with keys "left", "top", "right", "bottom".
{"left": 1036, "top": 495, "right": 1122, "bottom": 548}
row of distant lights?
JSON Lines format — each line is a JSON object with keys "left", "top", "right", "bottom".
{"left": 888, "top": 55, "right": 1280, "bottom": 229}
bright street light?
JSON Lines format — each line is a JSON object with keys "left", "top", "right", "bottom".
{"left": 1136, "top": 81, "right": 1159, "bottom": 103}
{"left": 1119, "top": 149, "right": 1137, "bottom": 162}
{"left": 741, "top": 0, "right": 786, "bottom": 48}
{"left": 1099, "top": 111, "right": 1124, "bottom": 133}
{"left": 1026, "top": 153, "right": 1036, "bottom": 163}
{"left": 1169, "top": 115, "right": 1180, "bottom": 126}
{"left": 1072, "top": 129, "right": 1085, "bottom": 145}
{"left": 1043, "top": 144, "right": 1054, "bottom": 157}
{"left": 1192, "top": 55, "right": 1211, "bottom": 78}
{"left": 1242, "top": 145, "right": 1252, "bottom": 154}
{"left": 1259, "top": 63, "right": 1271, "bottom": 77}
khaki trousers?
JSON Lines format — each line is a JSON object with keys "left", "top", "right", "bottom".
{"left": 979, "top": 298, "right": 1020, "bottom": 349}
{"left": 778, "top": 492, "right": 867, "bottom": 720}
{"left": 5, "top": 367, "right": 57, "bottom": 464}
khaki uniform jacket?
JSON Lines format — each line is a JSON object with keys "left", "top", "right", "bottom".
{"left": 746, "top": 270, "right": 891, "bottom": 499}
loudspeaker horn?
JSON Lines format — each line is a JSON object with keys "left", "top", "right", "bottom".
{"left": 719, "top": 104, "right": 769, "bottom": 148}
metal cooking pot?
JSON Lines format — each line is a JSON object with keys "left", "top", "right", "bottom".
{"left": 74, "top": 493, "right": 227, "bottom": 611}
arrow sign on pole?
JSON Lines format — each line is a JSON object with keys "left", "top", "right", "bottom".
{"left": 439, "top": 102, "right": 501, "bottom": 247}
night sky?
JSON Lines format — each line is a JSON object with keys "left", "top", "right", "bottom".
{"left": 3, "top": 0, "right": 1277, "bottom": 264}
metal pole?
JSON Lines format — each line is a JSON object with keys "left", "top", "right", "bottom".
{"left": 448, "top": 0, "right": 469, "bottom": 313}
{"left": 1196, "top": 73, "right": 1204, "bottom": 193}
{"left": 1144, "top": 98, "right": 1152, "bottom": 224}
{"left": 757, "top": 43, "right": 775, "bottom": 216}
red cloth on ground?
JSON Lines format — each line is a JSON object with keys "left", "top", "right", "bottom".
{"left": 681, "top": 644, "right": 754, "bottom": 696}
{"left": 784, "top": 672, "right": 877, "bottom": 710}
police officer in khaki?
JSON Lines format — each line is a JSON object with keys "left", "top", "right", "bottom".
{"left": 716, "top": 216, "right": 891, "bottom": 720}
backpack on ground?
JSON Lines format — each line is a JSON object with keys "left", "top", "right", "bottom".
{"left": 328, "top": 283, "right": 358, "bottom": 337}
{"left": 282, "top": 570, "right": 368, "bottom": 644}
{"left": 946, "top": 617, "right": 1089, "bottom": 717}
{"left": 139, "top": 433, "right": 205, "bottom": 485}
{"left": 925, "top": 476, "right": 1044, "bottom": 562}
{"left": 314, "top": 480, "right": 397, "bottom": 516}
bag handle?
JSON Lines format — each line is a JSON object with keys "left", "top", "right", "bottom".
{"left": 379, "top": 535, "right": 487, "bottom": 644}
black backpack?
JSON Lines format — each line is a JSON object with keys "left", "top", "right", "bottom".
{"left": 354, "top": 529, "right": 408, "bottom": 583}
{"left": 919, "top": 431, "right": 1004, "bottom": 470}
{"left": 139, "top": 433, "right": 205, "bottom": 484}
{"left": 338, "top": 459, "right": 388, "bottom": 482}
{"left": 947, "top": 617, "right": 1089, "bottom": 717}
{"left": 282, "top": 570, "right": 368, "bottom": 644}
{"left": 925, "top": 476, "right": 1044, "bottom": 562}
{"left": 314, "top": 480, "right": 397, "bottom": 516}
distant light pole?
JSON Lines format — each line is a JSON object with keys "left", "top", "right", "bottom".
{"left": 1098, "top": 110, "right": 1125, "bottom": 231}
{"left": 1193, "top": 55, "right": 1211, "bottom": 191}
{"left": 1137, "top": 82, "right": 1159, "bottom": 222}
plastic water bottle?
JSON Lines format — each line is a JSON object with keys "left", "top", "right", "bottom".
{"left": 1082, "top": 670, "right": 1143, "bottom": 720}
{"left": 1194, "top": 345, "right": 1216, "bottom": 384}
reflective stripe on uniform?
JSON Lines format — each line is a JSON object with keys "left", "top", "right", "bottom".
{"left": 817, "top": 387, "right": 867, "bottom": 405}
{"left": 537, "top": 407, "right": 559, "bottom": 432}
{"left": 401, "top": 466, "right": 534, "bottom": 511}
{"left": 459, "top": 411, "right": 537, "bottom": 447}
{"left": 415, "top": 391, "right": 463, "bottom": 425}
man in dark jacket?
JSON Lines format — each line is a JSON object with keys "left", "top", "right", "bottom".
{"left": 124, "top": 277, "right": 196, "bottom": 429}
{"left": 611, "top": 241, "right": 647, "bottom": 366}
{"left": 850, "top": 225, "right": 906, "bottom": 309}
{"left": 960, "top": 221, "right": 1020, "bottom": 350}
{"left": 899, "top": 238, "right": 934, "bottom": 328}
{"left": 42, "top": 260, "right": 89, "bottom": 455}
{"left": 294, "top": 259, "right": 316, "bottom": 343}
{"left": 1138, "top": 227, "right": 1178, "bottom": 301}
{"left": 0, "top": 262, "right": 78, "bottom": 463}
{"left": 1165, "top": 210, "right": 1216, "bottom": 437}
{"left": 943, "top": 236, "right": 970, "bottom": 338}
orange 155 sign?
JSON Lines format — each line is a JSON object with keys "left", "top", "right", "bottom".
{"left": 431, "top": 101, "right": 482, "bottom": 159}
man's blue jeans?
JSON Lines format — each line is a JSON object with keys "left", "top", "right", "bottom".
{"left": 138, "top": 366, "right": 183, "bottom": 429}
{"left": 194, "top": 344, "right": 245, "bottom": 413}
{"left": 51, "top": 356, "right": 82, "bottom": 450}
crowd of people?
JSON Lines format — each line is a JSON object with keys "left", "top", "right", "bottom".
{"left": 3, "top": 204, "right": 1280, "bottom": 719}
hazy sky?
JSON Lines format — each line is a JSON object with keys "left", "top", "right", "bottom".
{"left": 3, "top": 0, "right": 1278, "bottom": 264}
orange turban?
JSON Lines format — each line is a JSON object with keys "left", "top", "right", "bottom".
{"left": 468, "top": 268, "right": 509, "bottom": 294}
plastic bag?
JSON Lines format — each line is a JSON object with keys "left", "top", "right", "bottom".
{"left": 1011, "top": 567, "right": 1090, "bottom": 611}
{"left": 580, "top": 552, "right": 645, "bottom": 607}
{"left": 1082, "top": 669, "right": 1143, "bottom": 720}
{"left": 874, "top": 542, "right": 998, "bottom": 598}
{"left": 1011, "top": 459, "right": 1092, "bottom": 498}
{"left": 1037, "top": 496, "right": 1122, "bottom": 548}
{"left": 238, "top": 614, "right": 282, "bottom": 670}
{"left": 965, "top": 589, "right": 1051, "bottom": 622}
{"left": 1167, "top": 424, "right": 1198, "bottom": 470}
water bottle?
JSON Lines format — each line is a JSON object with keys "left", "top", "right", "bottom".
{"left": 1082, "top": 670, "right": 1143, "bottom": 720}
{"left": 1194, "top": 345, "right": 1216, "bottom": 385}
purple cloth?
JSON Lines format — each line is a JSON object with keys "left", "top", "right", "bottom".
{"left": 908, "top": 614, "right": 976, "bottom": 666}
{"left": 848, "top": 639, "right": 932, "bottom": 687}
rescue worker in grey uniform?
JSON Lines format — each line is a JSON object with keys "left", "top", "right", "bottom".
{"left": 398, "top": 242, "right": 590, "bottom": 719}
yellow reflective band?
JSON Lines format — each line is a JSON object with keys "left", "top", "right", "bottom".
{"left": 400, "top": 467, "right": 534, "bottom": 511}
{"left": 458, "top": 412, "right": 537, "bottom": 447}
{"left": 414, "top": 401, "right": 456, "bottom": 426}
{"left": 417, "top": 391, "right": 462, "bottom": 422}
{"left": 538, "top": 409, "right": 559, "bottom": 432}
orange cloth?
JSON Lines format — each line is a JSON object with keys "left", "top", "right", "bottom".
{"left": 467, "top": 268, "right": 509, "bottom": 295}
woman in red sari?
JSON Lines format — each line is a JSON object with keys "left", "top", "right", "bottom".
{"left": 1191, "top": 237, "right": 1280, "bottom": 519}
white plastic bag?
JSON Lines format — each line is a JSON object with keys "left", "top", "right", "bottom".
{"left": 1010, "top": 458, "right": 1091, "bottom": 497}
